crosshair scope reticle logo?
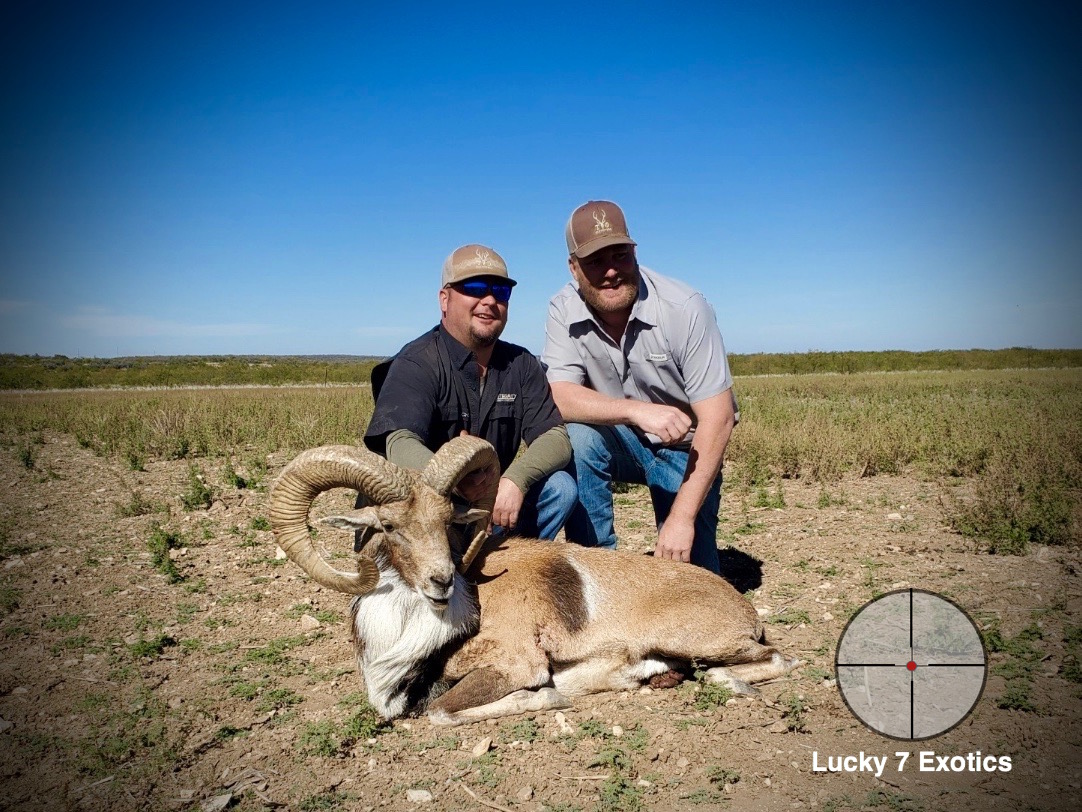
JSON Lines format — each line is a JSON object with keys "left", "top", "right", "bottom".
{"left": 835, "top": 588, "right": 987, "bottom": 740}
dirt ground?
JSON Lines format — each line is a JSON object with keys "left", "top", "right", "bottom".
{"left": 1, "top": 431, "right": 1080, "bottom": 812}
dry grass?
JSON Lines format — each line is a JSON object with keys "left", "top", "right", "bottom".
{"left": 1, "top": 368, "right": 1079, "bottom": 551}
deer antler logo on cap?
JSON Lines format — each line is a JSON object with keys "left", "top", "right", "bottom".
{"left": 474, "top": 248, "right": 496, "bottom": 268}
{"left": 592, "top": 209, "right": 612, "bottom": 235}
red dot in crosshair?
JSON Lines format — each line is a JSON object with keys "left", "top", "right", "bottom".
{"left": 907, "top": 661, "right": 917, "bottom": 671}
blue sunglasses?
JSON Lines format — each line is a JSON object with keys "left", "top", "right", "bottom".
{"left": 453, "top": 279, "right": 513, "bottom": 303}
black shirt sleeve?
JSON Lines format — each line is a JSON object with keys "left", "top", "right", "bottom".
{"left": 363, "top": 356, "right": 441, "bottom": 456}
{"left": 517, "top": 352, "right": 564, "bottom": 446}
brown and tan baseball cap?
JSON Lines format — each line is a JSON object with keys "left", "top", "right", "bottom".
{"left": 565, "top": 200, "right": 637, "bottom": 259}
{"left": 441, "top": 244, "right": 517, "bottom": 287}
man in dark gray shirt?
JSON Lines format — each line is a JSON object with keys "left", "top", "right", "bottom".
{"left": 542, "top": 201, "right": 738, "bottom": 572}
{"left": 366, "top": 244, "right": 575, "bottom": 539}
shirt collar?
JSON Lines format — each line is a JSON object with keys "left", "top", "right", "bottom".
{"left": 437, "top": 323, "right": 507, "bottom": 369}
{"left": 438, "top": 323, "right": 474, "bottom": 370}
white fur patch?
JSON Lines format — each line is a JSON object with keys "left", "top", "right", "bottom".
{"left": 568, "top": 556, "right": 601, "bottom": 623}
{"left": 351, "top": 565, "right": 477, "bottom": 718}
{"left": 624, "top": 657, "right": 672, "bottom": 682}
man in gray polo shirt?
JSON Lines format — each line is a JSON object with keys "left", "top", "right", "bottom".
{"left": 542, "top": 200, "right": 737, "bottom": 573}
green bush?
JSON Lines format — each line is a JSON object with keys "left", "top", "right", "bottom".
{"left": 129, "top": 634, "right": 176, "bottom": 659}
{"left": 949, "top": 457, "right": 1075, "bottom": 555}
{"left": 147, "top": 524, "right": 184, "bottom": 583}
{"left": 222, "top": 459, "right": 247, "bottom": 489}
{"left": 181, "top": 465, "right": 213, "bottom": 511}
{"left": 298, "top": 720, "right": 340, "bottom": 758}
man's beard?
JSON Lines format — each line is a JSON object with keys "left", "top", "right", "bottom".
{"left": 577, "top": 265, "right": 640, "bottom": 314}
{"left": 468, "top": 320, "right": 504, "bottom": 347}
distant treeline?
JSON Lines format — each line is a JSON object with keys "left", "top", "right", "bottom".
{"left": 0, "top": 354, "right": 384, "bottom": 390}
{"left": 1, "top": 348, "right": 1079, "bottom": 390}
{"left": 728, "top": 347, "right": 1082, "bottom": 376}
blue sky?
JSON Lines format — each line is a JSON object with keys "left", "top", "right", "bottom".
{"left": 1, "top": 1, "right": 1079, "bottom": 358}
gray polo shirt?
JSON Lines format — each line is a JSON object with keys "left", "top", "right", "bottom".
{"left": 542, "top": 265, "right": 736, "bottom": 447}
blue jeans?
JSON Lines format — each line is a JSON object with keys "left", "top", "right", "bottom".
{"left": 499, "top": 469, "right": 577, "bottom": 540}
{"left": 564, "top": 423, "right": 722, "bottom": 573}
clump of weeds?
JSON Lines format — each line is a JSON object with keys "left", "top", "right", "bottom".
{"left": 116, "top": 490, "right": 157, "bottom": 518}
{"left": 982, "top": 619, "right": 1044, "bottom": 712}
{"left": 781, "top": 691, "right": 809, "bottom": 732}
{"left": 948, "top": 454, "right": 1074, "bottom": 555}
{"left": 682, "top": 670, "right": 734, "bottom": 711}
{"left": 147, "top": 523, "right": 184, "bottom": 583}
{"left": 181, "top": 464, "right": 213, "bottom": 510}
{"left": 128, "top": 634, "right": 176, "bottom": 659}
{"left": 222, "top": 458, "right": 247, "bottom": 489}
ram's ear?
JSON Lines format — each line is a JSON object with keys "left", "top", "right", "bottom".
{"left": 451, "top": 506, "right": 490, "bottom": 526}
{"left": 321, "top": 508, "right": 382, "bottom": 552}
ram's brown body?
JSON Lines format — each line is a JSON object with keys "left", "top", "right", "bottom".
{"left": 428, "top": 537, "right": 778, "bottom": 722}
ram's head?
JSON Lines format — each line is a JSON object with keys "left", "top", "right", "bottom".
{"left": 268, "top": 436, "right": 498, "bottom": 608}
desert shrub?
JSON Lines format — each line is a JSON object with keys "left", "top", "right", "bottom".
{"left": 128, "top": 634, "right": 177, "bottom": 659}
{"left": 181, "top": 465, "right": 213, "bottom": 511}
{"left": 781, "top": 691, "right": 809, "bottom": 732}
{"left": 222, "top": 458, "right": 247, "bottom": 489}
{"left": 0, "top": 386, "right": 374, "bottom": 462}
{"left": 17, "top": 443, "right": 36, "bottom": 469}
{"left": 2, "top": 368, "right": 1077, "bottom": 555}
{"left": 948, "top": 454, "right": 1075, "bottom": 555}
{"left": 341, "top": 701, "right": 385, "bottom": 741}
{"left": 0, "top": 585, "right": 20, "bottom": 616}
{"left": 298, "top": 720, "right": 340, "bottom": 758}
{"left": 147, "top": 524, "right": 184, "bottom": 583}
{"left": 116, "top": 490, "right": 156, "bottom": 518}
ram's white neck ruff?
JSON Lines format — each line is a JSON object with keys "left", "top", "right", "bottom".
{"left": 351, "top": 564, "right": 477, "bottom": 718}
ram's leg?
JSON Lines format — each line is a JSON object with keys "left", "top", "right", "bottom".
{"left": 426, "top": 667, "right": 569, "bottom": 726}
{"left": 429, "top": 687, "right": 570, "bottom": 726}
{"left": 552, "top": 655, "right": 673, "bottom": 696}
{"left": 703, "top": 651, "right": 801, "bottom": 696}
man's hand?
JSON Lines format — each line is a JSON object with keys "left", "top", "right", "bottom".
{"left": 453, "top": 429, "right": 500, "bottom": 503}
{"left": 455, "top": 464, "right": 500, "bottom": 503}
{"left": 655, "top": 514, "right": 695, "bottom": 564}
{"left": 627, "top": 401, "right": 693, "bottom": 445}
{"left": 491, "top": 478, "right": 525, "bottom": 531}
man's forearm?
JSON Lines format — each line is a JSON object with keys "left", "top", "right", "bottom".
{"left": 551, "top": 381, "right": 694, "bottom": 445}
{"left": 384, "top": 428, "right": 435, "bottom": 470}
{"left": 668, "top": 394, "right": 735, "bottom": 522}
{"left": 549, "top": 381, "right": 636, "bottom": 425}
{"left": 502, "top": 425, "right": 571, "bottom": 494}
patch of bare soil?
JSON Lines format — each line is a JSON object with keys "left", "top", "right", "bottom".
{"left": 0, "top": 432, "right": 1080, "bottom": 811}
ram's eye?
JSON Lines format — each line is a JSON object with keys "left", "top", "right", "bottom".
{"left": 381, "top": 522, "right": 395, "bottom": 534}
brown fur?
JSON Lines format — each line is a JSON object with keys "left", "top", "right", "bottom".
{"left": 539, "top": 556, "right": 588, "bottom": 633}
{"left": 423, "top": 536, "right": 790, "bottom": 721}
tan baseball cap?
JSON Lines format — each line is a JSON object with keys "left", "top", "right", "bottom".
{"left": 441, "top": 244, "right": 517, "bottom": 287}
{"left": 565, "top": 200, "right": 637, "bottom": 259}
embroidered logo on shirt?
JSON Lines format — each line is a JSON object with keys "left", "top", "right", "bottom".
{"left": 647, "top": 353, "right": 669, "bottom": 362}
{"left": 592, "top": 208, "right": 612, "bottom": 235}
{"left": 496, "top": 393, "right": 517, "bottom": 402}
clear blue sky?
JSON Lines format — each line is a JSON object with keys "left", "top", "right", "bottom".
{"left": 2, "top": 1, "right": 1079, "bottom": 358}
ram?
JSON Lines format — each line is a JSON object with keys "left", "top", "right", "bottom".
{"left": 269, "top": 436, "right": 797, "bottom": 725}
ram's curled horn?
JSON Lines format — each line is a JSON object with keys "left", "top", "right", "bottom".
{"left": 421, "top": 435, "right": 500, "bottom": 571}
{"left": 269, "top": 445, "right": 415, "bottom": 594}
